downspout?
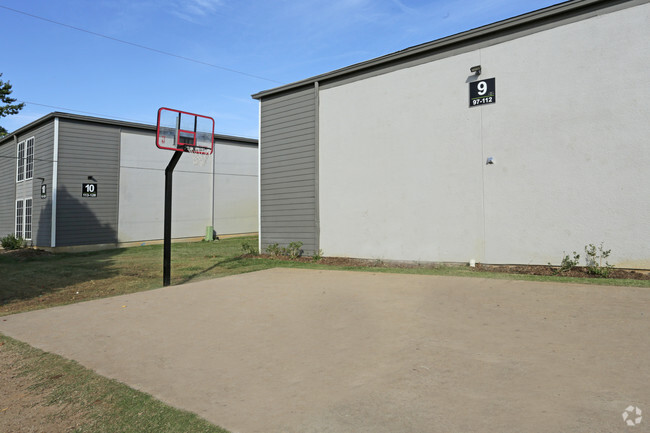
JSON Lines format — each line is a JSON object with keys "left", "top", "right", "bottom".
{"left": 10, "top": 134, "right": 17, "bottom": 237}
{"left": 314, "top": 81, "right": 320, "bottom": 255}
{"left": 211, "top": 138, "right": 215, "bottom": 239}
{"left": 50, "top": 117, "right": 59, "bottom": 247}
{"left": 258, "top": 101, "right": 262, "bottom": 252}
{"left": 12, "top": 134, "right": 17, "bottom": 230}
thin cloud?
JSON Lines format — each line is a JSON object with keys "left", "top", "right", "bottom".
{"left": 389, "top": 0, "right": 416, "bottom": 14}
{"left": 182, "top": 0, "right": 223, "bottom": 16}
{"left": 169, "top": 0, "right": 225, "bottom": 22}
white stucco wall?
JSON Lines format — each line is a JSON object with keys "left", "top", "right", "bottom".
{"left": 118, "top": 131, "right": 258, "bottom": 243}
{"left": 318, "top": 3, "right": 650, "bottom": 268}
{"left": 213, "top": 142, "right": 258, "bottom": 235}
{"left": 319, "top": 52, "right": 485, "bottom": 262}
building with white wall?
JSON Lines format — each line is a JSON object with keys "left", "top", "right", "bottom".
{"left": 0, "top": 112, "right": 258, "bottom": 250}
{"left": 253, "top": 0, "right": 650, "bottom": 269}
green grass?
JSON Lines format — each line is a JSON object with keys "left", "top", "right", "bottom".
{"left": 0, "top": 334, "right": 230, "bottom": 433}
{"left": 0, "top": 236, "right": 270, "bottom": 315}
{"left": 268, "top": 261, "right": 650, "bottom": 287}
{"left": 1, "top": 235, "right": 648, "bottom": 317}
{"left": 356, "top": 265, "right": 648, "bottom": 286}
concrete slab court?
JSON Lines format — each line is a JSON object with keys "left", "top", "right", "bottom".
{"left": 1, "top": 268, "right": 648, "bottom": 433}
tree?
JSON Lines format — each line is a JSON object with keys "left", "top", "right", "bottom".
{"left": 0, "top": 73, "right": 25, "bottom": 137}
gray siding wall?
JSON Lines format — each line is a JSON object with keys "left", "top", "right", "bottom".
{"left": 0, "top": 140, "right": 15, "bottom": 237}
{"left": 0, "top": 122, "right": 53, "bottom": 244}
{"left": 260, "top": 86, "right": 318, "bottom": 254}
{"left": 56, "top": 119, "right": 120, "bottom": 246}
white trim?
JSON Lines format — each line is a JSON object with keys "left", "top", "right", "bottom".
{"left": 51, "top": 118, "right": 59, "bottom": 247}
{"left": 211, "top": 140, "right": 215, "bottom": 235}
{"left": 257, "top": 101, "right": 262, "bottom": 252}
{"left": 314, "top": 82, "right": 320, "bottom": 254}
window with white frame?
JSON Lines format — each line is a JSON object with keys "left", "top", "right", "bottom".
{"left": 25, "top": 137, "right": 34, "bottom": 180}
{"left": 16, "top": 137, "right": 34, "bottom": 182}
{"left": 24, "top": 198, "right": 33, "bottom": 240}
{"left": 15, "top": 200, "right": 24, "bottom": 237}
{"left": 15, "top": 198, "right": 33, "bottom": 240}
{"left": 16, "top": 140, "right": 25, "bottom": 182}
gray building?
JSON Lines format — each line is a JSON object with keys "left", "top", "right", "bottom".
{"left": 253, "top": 0, "right": 650, "bottom": 269}
{"left": 0, "top": 112, "right": 258, "bottom": 251}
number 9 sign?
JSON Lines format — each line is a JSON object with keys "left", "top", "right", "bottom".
{"left": 469, "top": 78, "right": 496, "bottom": 107}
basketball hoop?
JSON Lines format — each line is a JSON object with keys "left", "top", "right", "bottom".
{"left": 155, "top": 107, "right": 215, "bottom": 286}
{"left": 185, "top": 146, "right": 211, "bottom": 166}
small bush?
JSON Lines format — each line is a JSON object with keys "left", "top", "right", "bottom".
{"left": 1, "top": 233, "right": 25, "bottom": 250}
{"left": 313, "top": 249, "right": 324, "bottom": 262}
{"left": 265, "top": 242, "right": 303, "bottom": 259}
{"left": 265, "top": 243, "right": 281, "bottom": 256}
{"left": 241, "top": 241, "right": 259, "bottom": 255}
{"left": 585, "top": 242, "right": 613, "bottom": 278}
{"left": 286, "top": 241, "right": 303, "bottom": 259}
{"left": 552, "top": 251, "right": 580, "bottom": 273}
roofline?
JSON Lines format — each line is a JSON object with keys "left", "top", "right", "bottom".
{"left": 0, "top": 111, "right": 258, "bottom": 146}
{"left": 252, "top": 0, "right": 636, "bottom": 100}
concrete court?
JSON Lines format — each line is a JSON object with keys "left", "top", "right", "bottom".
{"left": 1, "top": 268, "right": 648, "bottom": 433}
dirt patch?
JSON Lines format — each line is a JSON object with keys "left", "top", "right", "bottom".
{"left": 256, "top": 254, "right": 383, "bottom": 267}
{"left": 0, "top": 248, "right": 52, "bottom": 260}
{"left": 0, "top": 341, "right": 86, "bottom": 432}
{"left": 254, "top": 254, "right": 650, "bottom": 280}
{"left": 474, "top": 263, "right": 650, "bottom": 280}
{"left": 0, "top": 279, "right": 124, "bottom": 317}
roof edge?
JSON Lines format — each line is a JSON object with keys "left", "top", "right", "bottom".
{"left": 251, "top": 0, "right": 632, "bottom": 100}
{"left": 0, "top": 111, "right": 258, "bottom": 145}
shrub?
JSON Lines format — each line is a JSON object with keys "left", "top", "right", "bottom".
{"left": 241, "top": 241, "right": 259, "bottom": 255}
{"left": 584, "top": 242, "right": 613, "bottom": 278}
{"left": 286, "top": 241, "right": 303, "bottom": 259}
{"left": 1, "top": 233, "right": 26, "bottom": 250}
{"left": 265, "top": 242, "right": 303, "bottom": 259}
{"left": 265, "top": 243, "right": 281, "bottom": 256}
{"left": 554, "top": 251, "right": 580, "bottom": 273}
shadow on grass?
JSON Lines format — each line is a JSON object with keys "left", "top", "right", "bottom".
{"left": 0, "top": 249, "right": 126, "bottom": 305}
{"left": 0, "top": 188, "right": 123, "bottom": 305}
{"left": 174, "top": 255, "right": 265, "bottom": 285}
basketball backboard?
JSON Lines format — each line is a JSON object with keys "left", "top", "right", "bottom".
{"left": 156, "top": 107, "right": 215, "bottom": 155}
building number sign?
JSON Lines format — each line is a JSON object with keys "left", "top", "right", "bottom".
{"left": 40, "top": 184, "right": 47, "bottom": 199}
{"left": 469, "top": 78, "right": 496, "bottom": 107}
{"left": 82, "top": 183, "right": 98, "bottom": 198}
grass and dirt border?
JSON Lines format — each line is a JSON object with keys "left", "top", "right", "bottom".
{"left": 0, "top": 334, "right": 230, "bottom": 433}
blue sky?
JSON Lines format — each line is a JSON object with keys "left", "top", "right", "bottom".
{"left": 1, "top": 0, "right": 563, "bottom": 139}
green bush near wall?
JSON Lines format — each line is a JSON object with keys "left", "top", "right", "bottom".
{"left": 1, "top": 233, "right": 26, "bottom": 250}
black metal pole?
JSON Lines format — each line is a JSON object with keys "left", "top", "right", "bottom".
{"left": 163, "top": 150, "right": 183, "bottom": 286}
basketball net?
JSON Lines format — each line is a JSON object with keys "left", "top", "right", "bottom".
{"left": 185, "top": 146, "right": 211, "bottom": 166}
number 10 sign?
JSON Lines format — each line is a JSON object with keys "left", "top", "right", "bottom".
{"left": 82, "top": 183, "right": 97, "bottom": 198}
{"left": 469, "top": 78, "right": 496, "bottom": 107}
